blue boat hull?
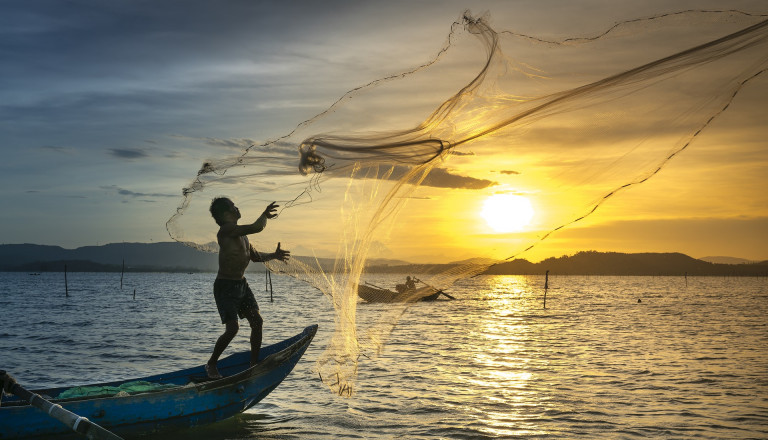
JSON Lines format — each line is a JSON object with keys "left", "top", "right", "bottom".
{"left": 0, "top": 325, "right": 317, "bottom": 439}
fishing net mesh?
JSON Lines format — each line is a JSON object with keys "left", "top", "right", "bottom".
{"left": 166, "top": 10, "right": 768, "bottom": 396}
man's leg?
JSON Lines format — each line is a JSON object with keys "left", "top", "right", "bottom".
{"left": 207, "top": 319, "right": 239, "bottom": 378}
{"left": 243, "top": 308, "right": 263, "bottom": 367}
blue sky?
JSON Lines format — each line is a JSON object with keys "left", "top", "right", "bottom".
{"left": 2, "top": 0, "right": 766, "bottom": 261}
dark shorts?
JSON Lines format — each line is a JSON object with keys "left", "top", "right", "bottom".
{"left": 213, "top": 278, "right": 259, "bottom": 324}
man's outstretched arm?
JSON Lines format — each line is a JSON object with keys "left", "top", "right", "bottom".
{"left": 251, "top": 242, "right": 290, "bottom": 263}
{"left": 232, "top": 202, "right": 280, "bottom": 236}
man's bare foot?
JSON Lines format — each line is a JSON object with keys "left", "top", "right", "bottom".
{"left": 205, "top": 362, "right": 222, "bottom": 379}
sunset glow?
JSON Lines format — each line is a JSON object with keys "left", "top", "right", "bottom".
{"left": 0, "top": 2, "right": 765, "bottom": 264}
{"left": 481, "top": 194, "right": 535, "bottom": 233}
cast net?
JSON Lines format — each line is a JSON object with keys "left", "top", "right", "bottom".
{"left": 166, "top": 10, "right": 768, "bottom": 396}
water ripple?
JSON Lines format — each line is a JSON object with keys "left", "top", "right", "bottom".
{"left": 1, "top": 273, "right": 767, "bottom": 439}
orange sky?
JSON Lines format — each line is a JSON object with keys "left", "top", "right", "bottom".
{"left": 384, "top": 79, "right": 768, "bottom": 263}
{"left": 3, "top": 1, "right": 766, "bottom": 263}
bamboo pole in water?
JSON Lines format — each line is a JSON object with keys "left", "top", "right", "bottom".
{"left": 543, "top": 270, "right": 549, "bottom": 309}
{"left": 64, "top": 264, "right": 69, "bottom": 297}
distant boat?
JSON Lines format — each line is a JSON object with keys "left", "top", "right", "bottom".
{"left": 0, "top": 325, "right": 317, "bottom": 439}
{"left": 357, "top": 283, "right": 442, "bottom": 303}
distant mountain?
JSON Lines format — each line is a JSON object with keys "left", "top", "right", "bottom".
{"left": 0, "top": 243, "right": 411, "bottom": 273}
{"left": 481, "top": 251, "right": 768, "bottom": 276}
{"left": 0, "top": 242, "right": 218, "bottom": 272}
{"left": 366, "top": 258, "right": 413, "bottom": 266}
{"left": 699, "top": 256, "right": 755, "bottom": 265}
{"left": 448, "top": 257, "right": 501, "bottom": 265}
{"left": 366, "top": 251, "right": 768, "bottom": 276}
{"left": 1, "top": 244, "right": 766, "bottom": 276}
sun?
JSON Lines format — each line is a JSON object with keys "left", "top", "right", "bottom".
{"left": 481, "top": 194, "right": 534, "bottom": 233}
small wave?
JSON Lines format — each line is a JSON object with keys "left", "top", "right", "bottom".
{"left": 26, "top": 335, "right": 76, "bottom": 343}
{"left": 676, "top": 377, "right": 718, "bottom": 384}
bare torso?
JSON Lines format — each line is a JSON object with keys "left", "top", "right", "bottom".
{"left": 216, "top": 227, "right": 251, "bottom": 280}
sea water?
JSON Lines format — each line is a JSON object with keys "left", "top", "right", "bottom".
{"left": 0, "top": 272, "right": 766, "bottom": 439}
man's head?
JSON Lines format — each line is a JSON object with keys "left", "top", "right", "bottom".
{"left": 210, "top": 197, "right": 240, "bottom": 226}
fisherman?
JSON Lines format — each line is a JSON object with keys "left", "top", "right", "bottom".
{"left": 205, "top": 197, "right": 290, "bottom": 379}
{"left": 405, "top": 276, "right": 416, "bottom": 290}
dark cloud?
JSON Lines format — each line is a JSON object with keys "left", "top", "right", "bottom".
{"left": 424, "top": 167, "right": 497, "bottom": 189}
{"left": 202, "top": 138, "right": 257, "bottom": 150}
{"left": 39, "top": 145, "right": 71, "bottom": 153}
{"left": 122, "top": 199, "right": 158, "bottom": 204}
{"left": 101, "top": 185, "right": 175, "bottom": 198}
{"left": 355, "top": 165, "right": 497, "bottom": 189}
{"left": 450, "top": 151, "right": 475, "bottom": 156}
{"left": 498, "top": 170, "right": 520, "bottom": 175}
{"left": 400, "top": 195, "right": 432, "bottom": 200}
{"left": 109, "top": 148, "right": 148, "bottom": 159}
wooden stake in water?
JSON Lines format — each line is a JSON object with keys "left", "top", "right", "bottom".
{"left": 266, "top": 268, "right": 274, "bottom": 302}
{"left": 120, "top": 259, "right": 125, "bottom": 289}
{"left": 64, "top": 264, "right": 69, "bottom": 297}
{"left": 543, "top": 270, "right": 549, "bottom": 309}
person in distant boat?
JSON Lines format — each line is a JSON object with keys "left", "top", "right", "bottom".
{"left": 205, "top": 197, "right": 290, "bottom": 379}
{"left": 405, "top": 276, "right": 416, "bottom": 290}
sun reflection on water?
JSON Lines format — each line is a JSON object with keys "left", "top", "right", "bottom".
{"left": 4, "top": 273, "right": 766, "bottom": 438}
{"left": 453, "top": 275, "right": 551, "bottom": 437}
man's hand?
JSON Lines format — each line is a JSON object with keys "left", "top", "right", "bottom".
{"left": 273, "top": 242, "right": 290, "bottom": 263}
{"left": 262, "top": 201, "right": 279, "bottom": 219}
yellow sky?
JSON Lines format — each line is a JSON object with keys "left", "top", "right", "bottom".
{"left": 382, "top": 82, "right": 768, "bottom": 263}
{"left": 155, "top": 8, "right": 768, "bottom": 264}
{"left": 350, "top": 22, "right": 768, "bottom": 263}
{"left": 378, "top": 90, "right": 767, "bottom": 263}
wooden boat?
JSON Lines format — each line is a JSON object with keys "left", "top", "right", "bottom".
{"left": 0, "top": 325, "right": 317, "bottom": 439}
{"left": 357, "top": 283, "right": 442, "bottom": 303}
